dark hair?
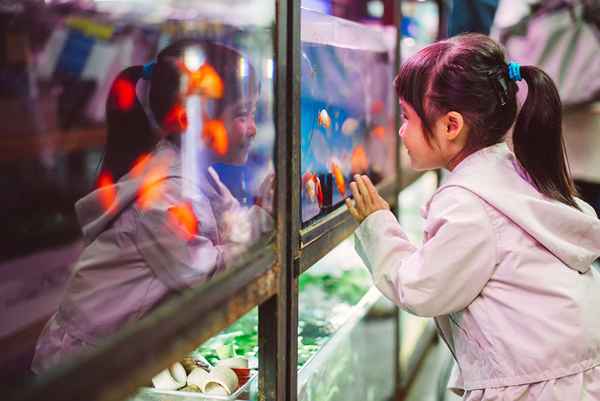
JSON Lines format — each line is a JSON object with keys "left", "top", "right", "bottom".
{"left": 99, "top": 38, "right": 257, "bottom": 183}
{"left": 394, "top": 33, "right": 579, "bottom": 209}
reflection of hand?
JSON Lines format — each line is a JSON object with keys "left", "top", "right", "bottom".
{"left": 207, "top": 166, "right": 239, "bottom": 212}
{"left": 256, "top": 173, "right": 275, "bottom": 216}
{"left": 346, "top": 175, "right": 389, "bottom": 224}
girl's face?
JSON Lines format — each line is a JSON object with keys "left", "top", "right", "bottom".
{"left": 221, "top": 98, "right": 257, "bottom": 165}
{"left": 399, "top": 99, "right": 448, "bottom": 171}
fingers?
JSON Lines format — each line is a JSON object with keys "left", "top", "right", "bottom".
{"left": 363, "top": 175, "right": 390, "bottom": 210}
{"left": 350, "top": 181, "right": 366, "bottom": 216}
{"left": 345, "top": 198, "right": 362, "bottom": 222}
{"left": 354, "top": 175, "right": 373, "bottom": 210}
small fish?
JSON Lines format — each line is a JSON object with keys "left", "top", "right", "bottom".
{"left": 330, "top": 161, "right": 346, "bottom": 195}
{"left": 111, "top": 78, "right": 136, "bottom": 111}
{"left": 202, "top": 119, "right": 229, "bottom": 156}
{"left": 370, "top": 99, "right": 385, "bottom": 115}
{"left": 371, "top": 125, "right": 386, "bottom": 139}
{"left": 341, "top": 118, "right": 359, "bottom": 136}
{"left": 315, "top": 175, "right": 323, "bottom": 207}
{"left": 163, "top": 104, "right": 188, "bottom": 132}
{"left": 318, "top": 109, "right": 331, "bottom": 129}
{"left": 137, "top": 160, "right": 170, "bottom": 210}
{"left": 97, "top": 171, "right": 117, "bottom": 213}
{"left": 351, "top": 145, "right": 369, "bottom": 174}
{"left": 302, "top": 172, "right": 315, "bottom": 201}
{"left": 188, "top": 64, "right": 224, "bottom": 99}
{"left": 167, "top": 202, "right": 199, "bottom": 241}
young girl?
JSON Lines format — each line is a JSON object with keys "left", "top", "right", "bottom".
{"left": 31, "top": 39, "right": 273, "bottom": 374}
{"left": 347, "top": 33, "right": 600, "bottom": 400}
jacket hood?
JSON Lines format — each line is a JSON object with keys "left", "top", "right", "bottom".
{"left": 75, "top": 140, "right": 181, "bottom": 244}
{"left": 432, "top": 143, "right": 600, "bottom": 273}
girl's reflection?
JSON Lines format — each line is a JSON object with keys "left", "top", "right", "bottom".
{"left": 31, "top": 39, "right": 273, "bottom": 374}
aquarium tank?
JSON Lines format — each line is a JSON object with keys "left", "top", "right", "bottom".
{"left": 300, "top": 9, "right": 396, "bottom": 225}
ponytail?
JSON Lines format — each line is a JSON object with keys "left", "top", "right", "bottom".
{"left": 99, "top": 65, "right": 157, "bottom": 184}
{"left": 512, "top": 65, "right": 579, "bottom": 209}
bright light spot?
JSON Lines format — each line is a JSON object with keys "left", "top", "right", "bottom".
{"left": 367, "top": 0, "right": 384, "bottom": 18}
{"left": 239, "top": 58, "right": 248, "bottom": 78}
{"left": 184, "top": 47, "right": 205, "bottom": 72}
{"left": 263, "top": 59, "right": 274, "bottom": 80}
{"left": 402, "top": 37, "right": 416, "bottom": 47}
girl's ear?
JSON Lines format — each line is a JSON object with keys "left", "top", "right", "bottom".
{"left": 444, "top": 111, "right": 465, "bottom": 142}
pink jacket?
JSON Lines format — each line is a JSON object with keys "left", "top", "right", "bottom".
{"left": 355, "top": 143, "right": 600, "bottom": 391}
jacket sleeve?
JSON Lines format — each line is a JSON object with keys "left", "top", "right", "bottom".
{"left": 134, "top": 189, "right": 226, "bottom": 291}
{"left": 354, "top": 187, "right": 498, "bottom": 317}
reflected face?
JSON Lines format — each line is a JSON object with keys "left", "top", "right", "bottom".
{"left": 220, "top": 98, "right": 257, "bottom": 165}
{"left": 399, "top": 99, "right": 446, "bottom": 171}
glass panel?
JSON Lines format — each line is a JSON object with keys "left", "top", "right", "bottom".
{"left": 0, "top": 0, "right": 275, "bottom": 385}
{"left": 396, "top": 172, "right": 438, "bottom": 381}
{"left": 127, "top": 308, "right": 259, "bottom": 400}
{"left": 300, "top": 8, "right": 396, "bottom": 225}
{"left": 296, "top": 237, "right": 396, "bottom": 401}
{"left": 400, "top": 0, "right": 440, "bottom": 58}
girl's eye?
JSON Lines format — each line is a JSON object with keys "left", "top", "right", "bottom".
{"left": 402, "top": 114, "right": 408, "bottom": 120}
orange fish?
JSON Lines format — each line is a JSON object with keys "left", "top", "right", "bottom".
{"left": 188, "top": 64, "right": 224, "bottom": 99}
{"left": 202, "top": 119, "right": 229, "bottom": 156}
{"left": 318, "top": 109, "right": 331, "bottom": 129}
{"left": 370, "top": 99, "right": 384, "bottom": 115}
{"left": 371, "top": 125, "right": 385, "bottom": 139}
{"left": 330, "top": 161, "right": 345, "bottom": 195}
{"left": 315, "top": 175, "right": 323, "bottom": 207}
{"left": 163, "top": 104, "right": 188, "bottom": 132}
{"left": 97, "top": 171, "right": 117, "bottom": 213}
{"left": 137, "top": 160, "right": 169, "bottom": 210}
{"left": 303, "top": 172, "right": 317, "bottom": 202}
{"left": 351, "top": 145, "right": 369, "bottom": 174}
{"left": 111, "top": 78, "right": 136, "bottom": 111}
{"left": 167, "top": 202, "right": 199, "bottom": 241}
{"left": 130, "top": 153, "right": 151, "bottom": 179}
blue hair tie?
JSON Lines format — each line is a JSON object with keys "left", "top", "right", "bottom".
{"left": 142, "top": 61, "right": 156, "bottom": 81}
{"left": 507, "top": 62, "right": 522, "bottom": 82}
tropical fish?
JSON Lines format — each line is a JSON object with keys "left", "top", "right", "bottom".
{"left": 371, "top": 125, "right": 385, "bottom": 139}
{"left": 167, "top": 202, "right": 199, "bottom": 241}
{"left": 97, "top": 171, "right": 117, "bottom": 213}
{"left": 163, "top": 104, "right": 188, "bottom": 132}
{"left": 330, "top": 161, "right": 345, "bottom": 195}
{"left": 137, "top": 158, "right": 170, "bottom": 210}
{"left": 111, "top": 78, "right": 135, "bottom": 111}
{"left": 202, "top": 119, "right": 229, "bottom": 156}
{"left": 351, "top": 145, "right": 369, "bottom": 174}
{"left": 188, "top": 64, "right": 224, "bottom": 99}
{"left": 318, "top": 109, "right": 331, "bottom": 129}
{"left": 341, "top": 118, "right": 359, "bottom": 136}
{"left": 370, "top": 99, "right": 385, "bottom": 115}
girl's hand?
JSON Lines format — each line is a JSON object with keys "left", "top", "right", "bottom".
{"left": 345, "top": 174, "right": 390, "bottom": 224}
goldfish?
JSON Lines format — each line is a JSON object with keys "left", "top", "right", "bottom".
{"left": 137, "top": 159, "right": 170, "bottom": 210}
{"left": 341, "top": 118, "right": 359, "bottom": 136}
{"left": 188, "top": 64, "right": 224, "bottom": 99}
{"left": 163, "top": 104, "right": 188, "bottom": 132}
{"left": 111, "top": 78, "right": 135, "bottom": 111}
{"left": 318, "top": 109, "right": 331, "bottom": 129}
{"left": 202, "top": 119, "right": 229, "bottom": 156}
{"left": 371, "top": 125, "right": 385, "bottom": 139}
{"left": 370, "top": 99, "right": 385, "bottom": 115}
{"left": 302, "top": 171, "right": 323, "bottom": 206}
{"left": 351, "top": 145, "right": 369, "bottom": 174}
{"left": 330, "top": 161, "right": 345, "bottom": 195}
{"left": 167, "top": 202, "right": 199, "bottom": 241}
{"left": 97, "top": 171, "right": 117, "bottom": 213}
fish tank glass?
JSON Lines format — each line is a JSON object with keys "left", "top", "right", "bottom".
{"left": 300, "top": 9, "right": 396, "bottom": 225}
